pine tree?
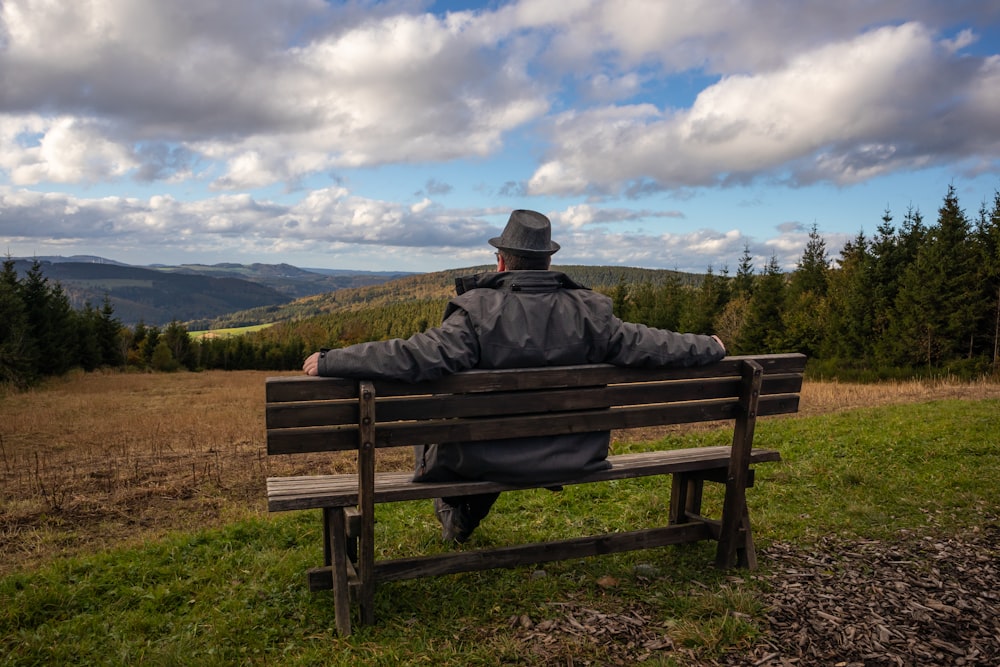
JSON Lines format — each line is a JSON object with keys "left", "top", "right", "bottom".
{"left": 823, "top": 231, "right": 874, "bottom": 365}
{"left": 732, "top": 244, "right": 755, "bottom": 298}
{"left": 20, "top": 261, "right": 77, "bottom": 377}
{"left": 891, "top": 186, "right": 977, "bottom": 367}
{"left": 788, "top": 223, "right": 829, "bottom": 298}
{"left": 738, "top": 254, "right": 786, "bottom": 354}
{"left": 162, "top": 320, "right": 193, "bottom": 370}
{"left": 783, "top": 224, "right": 831, "bottom": 357}
{"left": 681, "top": 265, "right": 730, "bottom": 334}
{"left": 97, "top": 295, "right": 124, "bottom": 368}
{"left": 0, "top": 259, "right": 36, "bottom": 387}
{"left": 975, "top": 191, "right": 1000, "bottom": 369}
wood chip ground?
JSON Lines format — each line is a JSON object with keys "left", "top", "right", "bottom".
{"left": 502, "top": 524, "right": 998, "bottom": 666}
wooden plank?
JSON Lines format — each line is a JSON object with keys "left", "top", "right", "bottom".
{"left": 266, "top": 446, "right": 781, "bottom": 511}
{"left": 306, "top": 522, "right": 716, "bottom": 590}
{"left": 266, "top": 375, "right": 356, "bottom": 402}
{"left": 369, "top": 354, "right": 806, "bottom": 398}
{"left": 326, "top": 507, "right": 352, "bottom": 636}
{"left": 264, "top": 372, "right": 802, "bottom": 430}
{"left": 266, "top": 393, "right": 800, "bottom": 455}
{"left": 263, "top": 353, "right": 806, "bottom": 403}
{"left": 716, "top": 359, "right": 762, "bottom": 569}
{"left": 357, "top": 381, "right": 376, "bottom": 627}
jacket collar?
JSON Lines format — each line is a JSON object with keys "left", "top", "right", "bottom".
{"left": 454, "top": 270, "right": 589, "bottom": 295}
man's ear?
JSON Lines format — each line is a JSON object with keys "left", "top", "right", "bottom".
{"left": 497, "top": 254, "right": 507, "bottom": 271}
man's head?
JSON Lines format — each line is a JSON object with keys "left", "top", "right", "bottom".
{"left": 489, "top": 210, "right": 559, "bottom": 269}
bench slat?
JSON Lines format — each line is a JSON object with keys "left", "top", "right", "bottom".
{"left": 266, "top": 446, "right": 781, "bottom": 511}
{"left": 265, "top": 353, "right": 807, "bottom": 403}
{"left": 307, "top": 522, "right": 717, "bottom": 589}
{"left": 266, "top": 393, "right": 800, "bottom": 455}
{"left": 265, "top": 372, "right": 804, "bottom": 430}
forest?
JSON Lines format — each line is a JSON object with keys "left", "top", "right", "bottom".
{"left": 2, "top": 184, "right": 998, "bottom": 388}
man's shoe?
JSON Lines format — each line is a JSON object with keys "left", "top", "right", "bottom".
{"left": 433, "top": 498, "right": 473, "bottom": 543}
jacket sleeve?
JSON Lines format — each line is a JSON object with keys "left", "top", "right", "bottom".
{"left": 603, "top": 316, "right": 726, "bottom": 368}
{"left": 317, "top": 308, "right": 481, "bottom": 382}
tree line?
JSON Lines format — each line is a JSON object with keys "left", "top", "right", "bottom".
{"left": 2, "top": 184, "right": 998, "bottom": 388}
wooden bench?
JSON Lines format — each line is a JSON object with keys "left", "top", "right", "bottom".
{"left": 265, "top": 352, "right": 806, "bottom": 635}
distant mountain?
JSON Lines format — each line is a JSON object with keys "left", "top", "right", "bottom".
{"left": 152, "top": 262, "right": 414, "bottom": 298}
{"left": 10, "top": 254, "right": 133, "bottom": 266}
{"left": 9, "top": 257, "right": 414, "bottom": 326}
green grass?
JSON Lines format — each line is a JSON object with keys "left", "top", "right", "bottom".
{"left": 188, "top": 323, "right": 274, "bottom": 339}
{"left": 2, "top": 399, "right": 998, "bottom": 666}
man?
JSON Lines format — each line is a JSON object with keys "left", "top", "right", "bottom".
{"left": 303, "top": 209, "right": 726, "bottom": 543}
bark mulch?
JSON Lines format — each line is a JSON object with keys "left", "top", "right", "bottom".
{"left": 504, "top": 524, "right": 999, "bottom": 666}
{"left": 720, "top": 523, "right": 1000, "bottom": 666}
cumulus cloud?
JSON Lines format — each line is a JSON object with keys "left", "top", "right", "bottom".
{"left": 528, "top": 21, "right": 1000, "bottom": 195}
{"left": 0, "top": 184, "right": 496, "bottom": 254}
{"left": 0, "top": 0, "right": 550, "bottom": 188}
{"left": 2, "top": 0, "right": 999, "bottom": 271}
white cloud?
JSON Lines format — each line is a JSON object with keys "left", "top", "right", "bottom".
{"left": 0, "top": 0, "right": 550, "bottom": 187}
{"left": 2, "top": 0, "right": 999, "bottom": 272}
{"left": 528, "top": 22, "right": 1000, "bottom": 195}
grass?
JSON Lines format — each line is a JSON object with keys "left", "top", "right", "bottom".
{"left": 188, "top": 323, "right": 274, "bottom": 339}
{"left": 2, "top": 374, "right": 999, "bottom": 665}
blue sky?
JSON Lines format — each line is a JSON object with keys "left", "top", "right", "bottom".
{"left": 2, "top": 0, "right": 1000, "bottom": 274}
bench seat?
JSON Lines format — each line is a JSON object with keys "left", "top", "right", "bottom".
{"left": 267, "top": 445, "right": 780, "bottom": 511}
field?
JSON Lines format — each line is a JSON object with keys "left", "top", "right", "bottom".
{"left": 2, "top": 370, "right": 999, "bottom": 665}
{"left": 188, "top": 323, "right": 274, "bottom": 339}
{"left": 3, "top": 369, "right": 998, "bottom": 576}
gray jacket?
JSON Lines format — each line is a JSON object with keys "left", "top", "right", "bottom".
{"left": 317, "top": 270, "right": 726, "bottom": 484}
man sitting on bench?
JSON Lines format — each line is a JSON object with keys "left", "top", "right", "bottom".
{"left": 302, "top": 209, "right": 726, "bottom": 543}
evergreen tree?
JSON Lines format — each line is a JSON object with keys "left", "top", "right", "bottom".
{"left": 788, "top": 223, "right": 829, "bottom": 298}
{"left": 681, "top": 265, "right": 730, "bottom": 334}
{"left": 737, "top": 254, "right": 786, "bottom": 353}
{"left": 0, "top": 259, "right": 35, "bottom": 387}
{"left": 783, "top": 224, "right": 831, "bottom": 357}
{"left": 732, "top": 244, "right": 755, "bottom": 298}
{"left": 975, "top": 191, "right": 1000, "bottom": 369}
{"left": 823, "top": 231, "right": 874, "bottom": 365}
{"left": 20, "top": 261, "right": 77, "bottom": 376}
{"left": 97, "top": 295, "right": 124, "bottom": 368}
{"left": 74, "top": 302, "right": 103, "bottom": 372}
{"left": 162, "top": 320, "right": 194, "bottom": 370}
{"left": 892, "top": 186, "right": 978, "bottom": 367}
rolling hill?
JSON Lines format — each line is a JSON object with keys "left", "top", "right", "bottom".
{"left": 10, "top": 258, "right": 412, "bottom": 326}
{"left": 206, "top": 264, "right": 703, "bottom": 328}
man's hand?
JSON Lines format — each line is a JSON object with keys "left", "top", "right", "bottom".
{"left": 303, "top": 352, "right": 321, "bottom": 376}
{"left": 711, "top": 335, "right": 726, "bottom": 355}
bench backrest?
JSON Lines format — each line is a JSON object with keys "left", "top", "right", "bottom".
{"left": 265, "top": 353, "right": 806, "bottom": 456}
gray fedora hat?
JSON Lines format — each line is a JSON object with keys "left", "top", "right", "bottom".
{"left": 488, "top": 209, "right": 560, "bottom": 257}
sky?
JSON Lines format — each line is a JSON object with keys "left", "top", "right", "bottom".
{"left": 2, "top": 0, "right": 1000, "bottom": 275}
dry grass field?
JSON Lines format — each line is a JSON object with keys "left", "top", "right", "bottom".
{"left": 3, "top": 368, "right": 999, "bottom": 577}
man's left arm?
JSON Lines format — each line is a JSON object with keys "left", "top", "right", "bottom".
{"left": 604, "top": 317, "right": 726, "bottom": 368}
{"left": 303, "top": 309, "right": 481, "bottom": 382}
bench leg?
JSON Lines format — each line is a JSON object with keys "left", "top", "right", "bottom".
{"left": 324, "top": 508, "right": 352, "bottom": 636}
{"left": 737, "top": 504, "right": 757, "bottom": 569}
{"left": 716, "top": 483, "right": 758, "bottom": 570}
{"left": 669, "top": 472, "right": 704, "bottom": 524}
